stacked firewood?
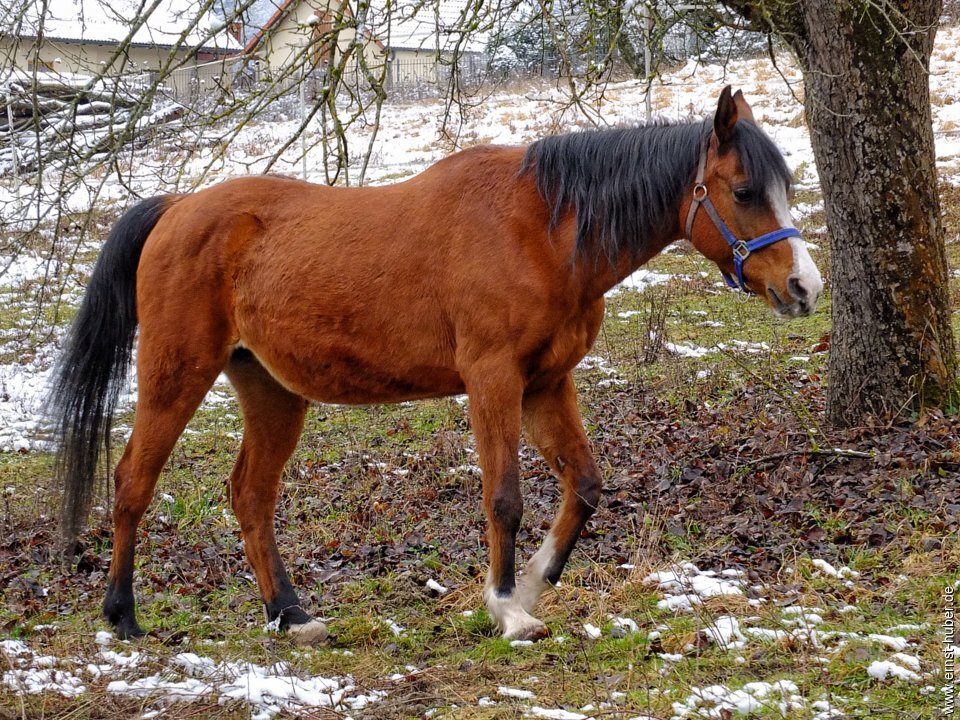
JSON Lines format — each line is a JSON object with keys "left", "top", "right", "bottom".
{"left": 0, "top": 72, "right": 179, "bottom": 176}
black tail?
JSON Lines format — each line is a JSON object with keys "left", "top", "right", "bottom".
{"left": 48, "top": 195, "right": 172, "bottom": 555}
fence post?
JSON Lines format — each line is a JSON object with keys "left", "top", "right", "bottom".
{"left": 6, "top": 91, "right": 18, "bottom": 181}
{"left": 641, "top": 2, "right": 652, "bottom": 121}
{"left": 300, "top": 68, "right": 308, "bottom": 181}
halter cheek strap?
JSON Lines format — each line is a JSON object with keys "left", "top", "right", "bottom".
{"left": 684, "top": 137, "right": 802, "bottom": 293}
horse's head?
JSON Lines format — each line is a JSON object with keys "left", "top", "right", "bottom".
{"left": 683, "top": 86, "right": 823, "bottom": 318}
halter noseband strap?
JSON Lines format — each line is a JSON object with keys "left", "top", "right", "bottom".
{"left": 684, "top": 137, "right": 801, "bottom": 293}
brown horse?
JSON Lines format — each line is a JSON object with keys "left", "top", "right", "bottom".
{"left": 49, "top": 86, "right": 822, "bottom": 644}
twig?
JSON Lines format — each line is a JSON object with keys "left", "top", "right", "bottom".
{"left": 745, "top": 447, "right": 874, "bottom": 469}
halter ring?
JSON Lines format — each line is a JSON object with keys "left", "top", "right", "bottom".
{"left": 692, "top": 184, "right": 708, "bottom": 201}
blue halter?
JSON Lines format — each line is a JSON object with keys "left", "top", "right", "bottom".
{"left": 684, "top": 140, "right": 801, "bottom": 293}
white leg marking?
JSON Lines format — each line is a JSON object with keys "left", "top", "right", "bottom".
{"left": 287, "top": 619, "right": 329, "bottom": 646}
{"left": 484, "top": 571, "right": 548, "bottom": 640}
{"left": 516, "top": 535, "right": 558, "bottom": 613}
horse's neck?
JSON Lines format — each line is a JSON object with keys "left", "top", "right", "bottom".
{"left": 576, "top": 233, "right": 679, "bottom": 301}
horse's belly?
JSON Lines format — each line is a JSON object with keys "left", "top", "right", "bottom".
{"left": 250, "top": 343, "right": 465, "bottom": 404}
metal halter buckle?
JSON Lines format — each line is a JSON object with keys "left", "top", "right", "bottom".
{"left": 732, "top": 242, "right": 750, "bottom": 260}
{"left": 692, "top": 184, "right": 708, "bottom": 201}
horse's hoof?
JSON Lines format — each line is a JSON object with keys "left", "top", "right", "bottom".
{"left": 111, "top": 617, "right": 145, "bottom": 640}
{"left": 287, "top": 619, "right": 329, "bottom": 646}
{"left": 504, "top": 621, "right": 550, "bottom": 642}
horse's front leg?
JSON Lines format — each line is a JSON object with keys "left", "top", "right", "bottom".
{"left": 466, "top": 368, "right": 549, "bottom": 641}
{"left": 517, "top": 373, "right": 602, "bottom": 614}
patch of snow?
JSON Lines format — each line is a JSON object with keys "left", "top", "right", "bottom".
{"left": 383, "top": 619, "right": 406, "bottom": 636}
{"left": 0, "top": 640, "right": 32, "bottom": 656}
{"left": 811, "top": 700, "right": 844, "bottom": 720}
{"left": 498, "top": 685, "right": 536, "bottom": 699}
{"left": 611, "top": 269, "right": 674, "bottom": 294}
{"left": 425, "top": 578, "right": 448, "bottom": 595}
{"left": 890, "top": 653, "right": 921, "bottom": 672}
{"left": 577, "top": 355, "right": 618, "bottom": 375}
{"left": 112, "top": 651, "right": 384, "bottom": 713}
{"left": 781, "top": 610, "right": 824, "bottom": 628}
{"left": 671, "top": 679, "right": 801, "bottom": 718}
{"left": 703, "top": 616, "right": 747, "bottom": 650}
{"left": 811, "top": 559, "right": 860, "bottom": 579}
{"left": 743, "top": 627, "right": 790, "bottom": 642}
{"left": 868, "top": 634, "right": 910, "bottom": 652}
{"left": 97, "top": 650, "right": 143, "bottom": 671}
{"left": 665, "top": 342, "right": 713, "bottom": 359}
{"left": 886, "top": 623, "right": 928, "bottom": 633}
{"left": 644, "top": 562, "right": 744, "bottom": 612}
{"left": 0, "top": 252, "right": 51, "bottom": 287}
{"left": 2, "top": 667, "right": 86, "bottom": 697}
{"left": 728, "top": 340, "right": 771, "bottom": 354}
{"left": 0, "top": 349, "right": 58, "bottom": 453}
{"left": 867, "top": 659, "right": 921, "bottom": 682}
{"left": 2, "top": 640, "right": 385, "bottom": 716}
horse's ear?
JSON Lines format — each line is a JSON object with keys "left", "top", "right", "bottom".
{"left": 733, "top": 90, "right": 756, "bottom": 124}
{"left": 714, "top": 85, "right": 738, "bottom": 144}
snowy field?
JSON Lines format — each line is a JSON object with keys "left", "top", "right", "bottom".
{"left": 1, "top": 26, "right": 960, "bottom": 454}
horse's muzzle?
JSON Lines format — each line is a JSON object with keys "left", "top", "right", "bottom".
{"left": 769, "top": 273, "right": 821, "bottom": 318}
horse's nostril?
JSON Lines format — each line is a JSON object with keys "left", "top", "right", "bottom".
{"left": 787, "top": 275, "right": 808, "bottom": 302}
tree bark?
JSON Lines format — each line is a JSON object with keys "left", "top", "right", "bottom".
{"left": 724, "top": 0, "right": 957, "bottom": 425}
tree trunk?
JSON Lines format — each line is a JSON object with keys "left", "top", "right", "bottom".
{"left": 725, "top": 0, "right": 957, "bottom": 425}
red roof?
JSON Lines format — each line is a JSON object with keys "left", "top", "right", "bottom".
{"left": 244, "top": 0, "right": 378, "bottom": 54}
{"left": 243, "top": 0, "right": 299, "bottom": 54}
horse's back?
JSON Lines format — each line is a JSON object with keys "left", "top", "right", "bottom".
{"left": 133, "top": 149, "right": 593, "bottom": 405}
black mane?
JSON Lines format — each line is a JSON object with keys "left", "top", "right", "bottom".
{"left": 520, "top": 117, "right": 793, "bottom": 265}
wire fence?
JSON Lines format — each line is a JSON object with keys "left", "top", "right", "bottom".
{"left": 222, "top": 52, "right": 494, "bottom": 102}
{"left": 156, "top": 57, "right": 256, "bottom": 104}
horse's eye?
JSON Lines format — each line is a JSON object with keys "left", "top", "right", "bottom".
{"left": 733, "top": 187, "right": 752, "bottom": 203}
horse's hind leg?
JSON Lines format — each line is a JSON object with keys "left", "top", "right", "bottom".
{"left": 224, "top": 350, "right": 326, "bottom": 645}
{"left": 517, "top": 373, "right": 602, "bottom": 613}
{"left": 104, "top": 348, "right": 225, "bottom": 638}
